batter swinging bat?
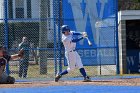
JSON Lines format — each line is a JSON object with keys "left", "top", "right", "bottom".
{"left": 85, "top": 37, "right": 92, "bottom": 46}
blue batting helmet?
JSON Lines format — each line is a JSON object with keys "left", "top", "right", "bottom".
{"left": 61, "top": 25, "right": 70, "bottom": 33}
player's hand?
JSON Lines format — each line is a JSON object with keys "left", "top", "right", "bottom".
{"left": 18, "top": 48, "right": 24, "bottom": 58}
{"left": 82, "top": 32, "right": 88, "bottom": 38}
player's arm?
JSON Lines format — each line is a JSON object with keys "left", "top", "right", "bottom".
{"left": 11, "top": 49, "right": 24, "bottom": 60}
{"left": 72, "top": 32, "right": 82, "bottom": 35}
{"left": 72, "top": 32, "right": 87, "bottom": 36}
{"left": 62, "top": 36, "right": 83, "bottom": 43}
{"left": 71, "top": 32, "right": 88, "bottom": 42}
{"left": 71, "top": 37, "right": 84, "bottom": 42}
{"left": 11, "top": 54, "right": 21, "bottom": 60}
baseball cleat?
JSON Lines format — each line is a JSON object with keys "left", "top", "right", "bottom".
{"left": 83, "top": 76, "right": 91, "bottom": 82}
{"left": 55, "top": 74, "right": 62, "bottom": 82}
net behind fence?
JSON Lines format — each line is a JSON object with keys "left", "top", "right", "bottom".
{"left": 0, "top": 0, "right": 118, "bottom": 81}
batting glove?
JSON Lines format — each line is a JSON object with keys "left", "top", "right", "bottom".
{"left": 82, "top": 32, "right": 88, "bottom": 38}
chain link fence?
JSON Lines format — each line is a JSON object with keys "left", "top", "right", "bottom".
{"left": 0, "top": 0, "right": 119, "bottom": 81}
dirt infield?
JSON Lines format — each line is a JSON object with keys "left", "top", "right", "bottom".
{"left": 0, "top": 78, "right": 140, "bottom": 88}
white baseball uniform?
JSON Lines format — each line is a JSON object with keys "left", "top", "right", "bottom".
{"left": 62, "top": 31, "right": 83, "bottom": 72}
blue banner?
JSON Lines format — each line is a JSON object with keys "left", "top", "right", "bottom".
{"left": 127, "top": 50, "right": 140, "bottom": 73}
{"left": 63, "top": 0, "right": 117, "bottom": 66}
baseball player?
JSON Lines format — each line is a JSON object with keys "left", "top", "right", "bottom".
{"left": 55, "top": 25, "right": 91, "bottom": 82}
{"left": 0, "top": 45, "right": 24, "bottom": 84}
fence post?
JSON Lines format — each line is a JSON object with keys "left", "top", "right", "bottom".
{"left": 53, "top": 0, "right": 58, "bottom": 75}
{"left": 39, "top": 0, "right": 48, "bottom": 74}
{"left": 58, "top": 0, "right": 62, "bottom": 73}
{"left": 115, "top": 0, "right": 120, "bottom": 74}
{"left": 4, "top": 0, "right": 10, "bottom": 75}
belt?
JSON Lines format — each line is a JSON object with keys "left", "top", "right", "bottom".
{"left": 69, "top": 50, "right": 76, "bottom": 52}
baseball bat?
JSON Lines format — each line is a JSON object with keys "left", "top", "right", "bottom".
{"left": 85, "top": 37, "right": 92, "bottom": 46}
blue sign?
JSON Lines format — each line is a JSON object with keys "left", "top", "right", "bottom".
{"left": 127, "top": 50, "right": 140, "bottom": 73}
{"left": 63, "top": 0, "right": 117, "bottom": 66}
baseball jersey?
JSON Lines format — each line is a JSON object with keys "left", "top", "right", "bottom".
{"left": 62, "top": 31, "right": 76, "bottom": 52}
{"left": 19, "top": 42, "right": 30, "bottom": 59}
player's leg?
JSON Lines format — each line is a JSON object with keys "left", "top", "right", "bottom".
{"left": 23, "top": 59, "right": 29, "bottom": 78}
{"left": 23, "top": 63, "right": 28, "bottom": 78}
{"left": 6, "top": 76, "right": 15, "bottom": 84}
{"left": 75, "top": 52, "right": 91, "bottom": 81}
{"left": 19, "top": 59, "right": 24, "bottom": 78}
{"left": 79, "top": 68, "right": 91, "bottom": 82}
{"left": 55, "top": 52, "right": 76, "bottom": 82}
{"left": 0, "top": 73, "right": 15, "bottom": 84}
{"left": 0, "top": 66, "right": 4, "bottom": 79}
{"left": 55, "top": 54, "right": 69, "bottom": 82}
{"left": 54, "top": 69, "right": 68, "bottom": 82}
{"left": 0, "top": 72, "right": 8, "bottom": 84}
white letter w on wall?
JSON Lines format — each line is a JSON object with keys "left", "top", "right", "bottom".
{"left": 68, "top": 0, "right": 108, "bottom": 45}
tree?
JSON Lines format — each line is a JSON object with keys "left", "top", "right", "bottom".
{"left": 118, "top": 0, "right": 140, "bottom": 10}
{"left": 39, "top": 0, "right": 49, "bottom": 74}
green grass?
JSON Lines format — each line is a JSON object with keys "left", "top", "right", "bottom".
{"left": 10, "top": 65, "right": 100, "bottom": 79}
{"left": 9, "top": 61, "right": 116, "bottom": 80}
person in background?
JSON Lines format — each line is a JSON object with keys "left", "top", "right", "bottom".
{"left": 18, "top": 37, "right": 30, "bottom": 78}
